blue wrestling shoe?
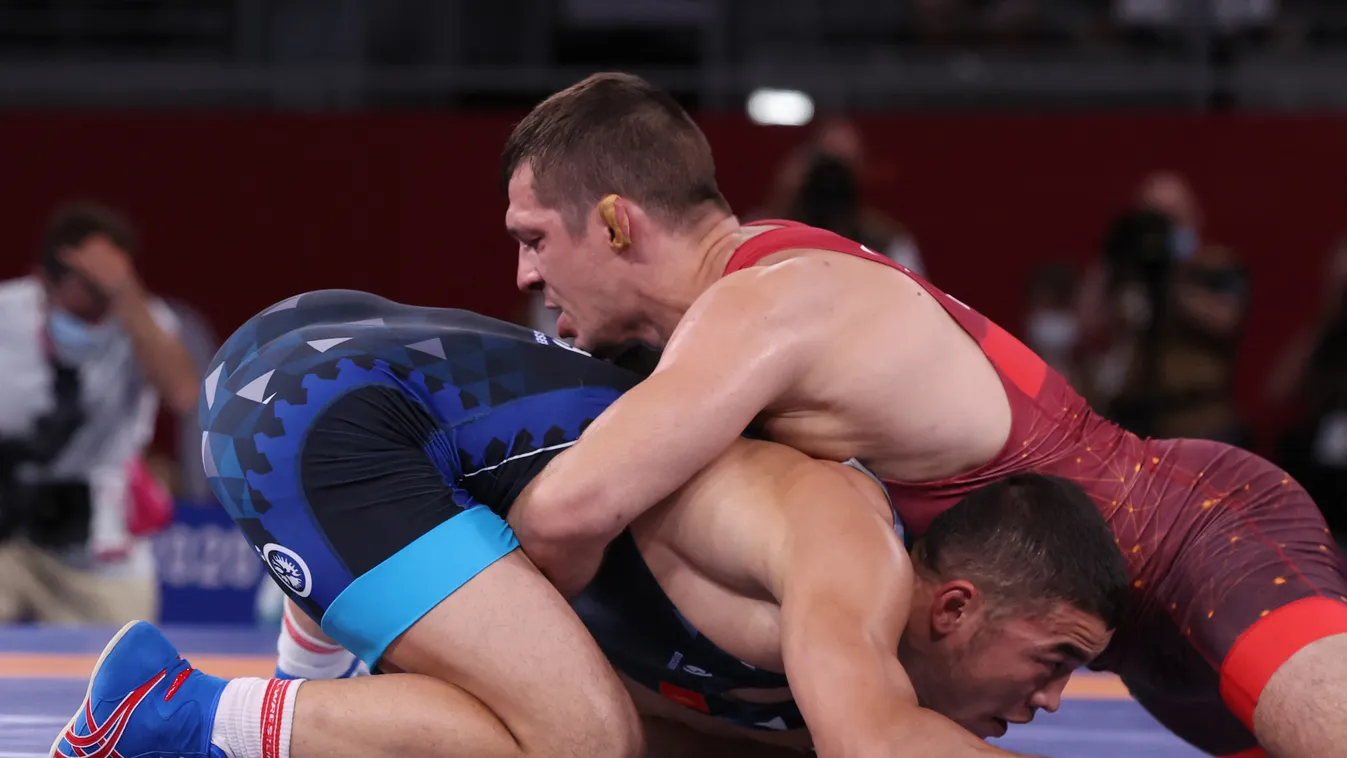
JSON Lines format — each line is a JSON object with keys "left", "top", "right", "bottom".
{"left": 50, "top": 621, "right": 228, "bottom": 758}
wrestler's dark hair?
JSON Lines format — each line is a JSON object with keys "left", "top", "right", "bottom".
{"left": 39, "top": 202, "right": 139, "bottom": 282}
{"left": 500, "top": 72, "right": 730, "bottom": 236}
{"left": 910, "top": 474, "right": 1129, "bottom": 630}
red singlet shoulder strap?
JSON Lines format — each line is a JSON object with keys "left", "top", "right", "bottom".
{"left": 725, "top": 220, "right": 903, "bottom": 276}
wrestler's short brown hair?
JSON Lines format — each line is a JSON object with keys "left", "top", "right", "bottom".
{"left": 911, "top": 474, "right": 1129, "bottom": 630}
{"left": 501, "top": 72, "right": 729, "bottom": 235}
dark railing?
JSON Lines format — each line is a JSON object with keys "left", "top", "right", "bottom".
{"left": 0, "top": 0, "right": 1343, "bottom": 111}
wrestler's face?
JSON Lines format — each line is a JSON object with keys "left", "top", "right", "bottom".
{"left": 904, "top": 591, "right": 1111, "bottom": 740}
{"left": 507, "top": 163, "right": 642, "bottom": 354}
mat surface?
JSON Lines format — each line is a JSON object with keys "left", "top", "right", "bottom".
{"left": 0, "top": 625, "right": 1207, "bottom": 757}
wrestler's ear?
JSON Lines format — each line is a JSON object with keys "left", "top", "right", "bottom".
{"left": 930, "top": 580, "right": 977, "bottom": 636}
{"left": 596, "top": 194, "right": 632, "bottom": 252}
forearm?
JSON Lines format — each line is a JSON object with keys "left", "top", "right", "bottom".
{"left": 115, "top": 284, "right": 199, "bottom": 414}
{"left": 511, "top": 522, "right": 607, "bottom": 597}
{"left": 806, "top": 662, "right": 1033, "bottom": 758}
{"left": 511, "top": 379, "right": 750, "bottom": 594}
{"left": 826, "top": 707, "right": 1038, "bottom": 758}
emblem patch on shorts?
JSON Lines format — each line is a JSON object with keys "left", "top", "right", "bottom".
{"left": 262, "top": 543, "right": 313, "bottom": 598}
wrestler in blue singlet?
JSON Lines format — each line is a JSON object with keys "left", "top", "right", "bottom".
{"left": 201, "top": 289, "right": 806, "bottom": 731}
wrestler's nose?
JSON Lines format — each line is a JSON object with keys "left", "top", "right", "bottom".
{"left": 1030, "top": 676, "right": 1068, "bottom": 714}
{"left": 517, "top": 249, "right": 543, "bottom": 293}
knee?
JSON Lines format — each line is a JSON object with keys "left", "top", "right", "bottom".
{"left": 524, "top": 689, "right": 643, "bottom": 758}
{"left": 567, "top": 694, "right": 645, "bottom": 758}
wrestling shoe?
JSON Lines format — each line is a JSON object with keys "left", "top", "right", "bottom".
{"left": 50, "top": 620, "right": 228, "bottom": 758}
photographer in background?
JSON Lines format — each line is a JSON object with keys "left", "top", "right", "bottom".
{"left": 1271, "top": 238, "right": 1347, "bottom": 541}
{"left": 755, "top": 119, "right": 928, "bottom": 276}
{"left": 784, "top": 151, "right": 926, "bottom": 273}
{"left": 0, "top": 202, "right": 198, "bottom": 624}
{"left": 1094, "top": 209, "right": 1252, "bottom": 446}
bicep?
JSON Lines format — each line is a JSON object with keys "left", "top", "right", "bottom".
{"left": 517, "top": 274, "right": 811, "bottom": 539}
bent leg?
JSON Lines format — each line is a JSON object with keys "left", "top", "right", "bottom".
{"left": 285, "top": 551, "right": 640, "bottom": 758}
{"left": 1235, "top": 613, "right": 1347, "bottom": 758}
{"left": 202, "top": 372, "right": 642, "bottom": 758}
{"left": 1116, "top": 445, "right": 1347, "bottom": 757}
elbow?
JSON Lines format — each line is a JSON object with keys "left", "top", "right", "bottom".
{"left": 517, "top": 479, "right": 619, "bottom": 548}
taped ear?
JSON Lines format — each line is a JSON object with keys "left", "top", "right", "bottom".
{"left": 598, "top": 194, "right": 632, "bottom": 251}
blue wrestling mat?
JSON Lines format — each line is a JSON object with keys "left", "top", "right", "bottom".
{"left": 0, "top": 625, "right": 1208, "bottom": 758}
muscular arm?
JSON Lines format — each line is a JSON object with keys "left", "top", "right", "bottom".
{"left": 511, "top": 265, "right": 819, "bottom": 595}
{"left": 772, "top": 462, "right": 1037, "bottom": 758}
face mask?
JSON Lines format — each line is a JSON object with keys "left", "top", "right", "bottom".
{"left": 1117, "top": 285, "right": 1153, "bottom": 330}
{"left": 1171, "top": 226, "right": 1199, "bottom": 261}
{"left": 1027, "top": 310, "right": 1079, "bottom": 355}
{"left": 48, "top": 308, "right": 112, "bottom": 361}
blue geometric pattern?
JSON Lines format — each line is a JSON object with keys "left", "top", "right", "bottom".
{"left": 198, "top": 289, "right": 642, "bottom": 620}
{"left": 200, "top": 290, "right": 635, "bottom": 516}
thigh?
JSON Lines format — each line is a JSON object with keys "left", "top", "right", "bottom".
{"left": 206, "top": 361, "right": 518, "bottom": 665}
{"left": 383, "top": 550, "right": 640, "bottom": 756}
{"left": 1131, "top": 447, "right": 1347, "bottom": 745}
{"left": 1165, "top": 467, "right": 1346, "bottom": 667}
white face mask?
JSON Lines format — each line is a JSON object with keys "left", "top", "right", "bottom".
{"left": 1171, "top": 226, "right": 1199, "bottom": 261}
{"left": 1027, "top": 310, "right": 1080, "bottom": 355}
{"left": 48, "top": 307, "right": 114, "bottom": 362}
{"left": 1117, "top": 285, "right": 1153, "bottom": 331}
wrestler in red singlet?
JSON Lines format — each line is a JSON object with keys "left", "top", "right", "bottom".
{"left": 726, "top": 220, "right": 1347, "bottom": 758}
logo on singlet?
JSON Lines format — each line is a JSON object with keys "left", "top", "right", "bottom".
{"left": 262, "top": 543, "right": 313, "bottom": 598}
{"left": 533, "top": 330, "right": 592, "bottom": 357}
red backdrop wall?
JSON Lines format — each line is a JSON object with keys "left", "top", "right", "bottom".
{"left": 2, "top": 112, "right": 1344, "bottom": 449}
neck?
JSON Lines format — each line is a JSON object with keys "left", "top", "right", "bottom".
{"left": 632, "top": 211, "right": 742, "bottom": 346}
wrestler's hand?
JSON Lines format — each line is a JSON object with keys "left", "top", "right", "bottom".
{"left": 59, "top": 236, "right": 142, "bottom": 306}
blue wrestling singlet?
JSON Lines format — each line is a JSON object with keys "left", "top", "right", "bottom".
{"left": 200, "top": 290, "right": 634, "bottom": 666}
{"left": 200, "top": 289, "right": 809, "bottom": 731}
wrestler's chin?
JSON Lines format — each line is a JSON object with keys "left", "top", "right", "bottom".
{"left": 556, "top": 312, "right": 576, "bottom": 340}
{"left": 975, "top": 717, "right": 1009, "bottom": 739}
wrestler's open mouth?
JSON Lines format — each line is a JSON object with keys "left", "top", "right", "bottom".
{"left": 991, "top": 717, "right": 1008, "bottom": 737}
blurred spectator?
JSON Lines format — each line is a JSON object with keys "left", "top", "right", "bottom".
{"left": 1080, "top": 170, "right": 1206, "bottom": 404}
{"left": 751, "top": 118, "right": 927, "bottom": 276}
{"left": 163, "top": 298, "right": 221, "bottom": 501}
{"left": 909, "top": 0, "right": 1046, "bottom": 47}
{"left": 1023, "top": 261, "right": 1085, "bottom": 387}
{"left": 1271, "top": 237, "right": 1347, "bottom": 539}
{"left": 0, "top": 203, "right": 199, "bottom": 624}
{"left": 1110, "top": 241, "right": 1252, "bottom": 445}
{"left": 1137, "top": 170, "right": 1203, "bottom": 259}
{"left": 1114, "top": 0, "right": 1278, "bottom": 32}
